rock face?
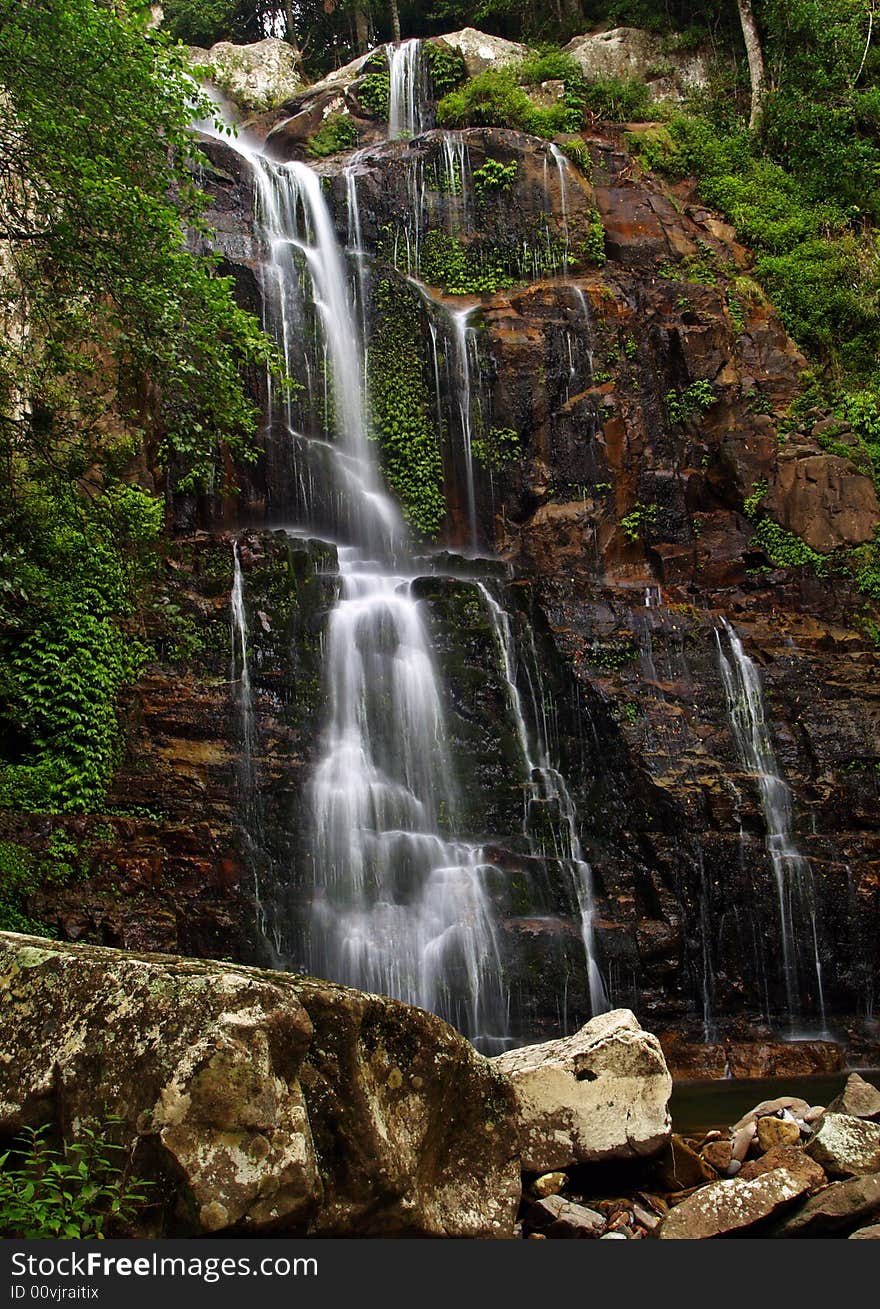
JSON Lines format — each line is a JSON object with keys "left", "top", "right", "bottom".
{"left": 564, "top": 27, "right": 709, "bottom": 100}
{"left": 658, "top": 1168, "right": 811, "bottom": 1239}
{"left": 188, "top": 38, "right": 303, "bottom": 111}
{"left": 439, "top": 28, "right": 528, "bottom": 77}
{"left": 805, "top": 1113, "right": 880, "bottom": 1178}
{"left": 493, "top": 1010, "right": 671, "bottom": 1171}
{"left": 0, "top": 933, "right": 520, "bottom": 1237}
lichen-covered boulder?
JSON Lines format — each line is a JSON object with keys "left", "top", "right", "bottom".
{"left": 564, "top": 27, "right": 708, "bottom": 101}
{"left": 437, "top": 28, "right": 528, "bottom": 77}
{"left": 805, "top": 1113, "right": 880, "bottom": 1178}
{"left": 188, "top": 38, "right": 303, "bottom": 112}
{"left": 658, "top": 1168, "right": 812, "bottom": 1239}
{"left": 0, "top": 933, "right": 520, "bottom": 1237}
{"left": 492, "top": 1009, "right": 672, "bottom": 1171}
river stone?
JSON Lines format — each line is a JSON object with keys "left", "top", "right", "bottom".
{"left": 827, "top": 1074, "right": 880, "bottom": 1122}
{"left": 436, "top": 28, "right": 528, "bottom": 77}
{"left": 532, "top": 1172, "right": 567, "bottom": 1198}
{"left": 777, "top": 1174, "right": 880, "bottom": 1237}
{"left": 732, "top": 1096, "right": 811, "bottom": 1131}
{"left": 658, "top": 1168, "right": 812, "bottom": 1239}
{"left": 493, "top": 1009, "right": 672, "bottom": 1171}
{"left": 757, "top": 1115, "right": 802, "bottom": 1152}
{"left": 0, "top": 933, "right": 520, "bottom": 1237}
{"left": 526, "top": 1194, "right": 605, "bottom": 1238}
{"left": 805, "top": 1113, "right": 880, "bottom": 1177}
{"left": 850, "top": 1224, "right": 880, "bottom": 1238}
{"left": 702, "top": 1139, "right": 733, "bottom": 1174}
{"left": 657, "top": 1134, "right": 717, "bottom": 1191}
{"left": 739, "top": 1144, "right": 826, "bottom": 1193}
{"left": 188, "top": 38, "right": 303, "bottom": 112}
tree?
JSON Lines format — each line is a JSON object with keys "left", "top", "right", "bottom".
{"left": 736, "top": 0, "right": 766, "bottom": 128}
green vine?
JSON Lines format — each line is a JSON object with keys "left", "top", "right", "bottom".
{"left": 368, "top": 280, "right": 446, "bottom": 538}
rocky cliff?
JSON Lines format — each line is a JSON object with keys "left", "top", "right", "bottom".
{"left": 13, "top": 33, "right": 880, "bottom": 1067}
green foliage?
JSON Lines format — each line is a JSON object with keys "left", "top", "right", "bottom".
{"left": 418, "top": 230, "right": 515, "bottom": 295}
{"left": 368, "top": 281, "right": 445, "bottom": 538}
{"left": 472, "top": 159, "right": 518, "bottom": 201}
{"left": 358, "top": 71, "right": 391, "bottom": 121}
{"left": 0, "top": 481, "right": 161, "bottom": 813}
{"left": 744, "top": 479, "right": 769, "bottom": 521}
{"left": 582, "top": 209, "right": 607, "bottom": 267}
{"left": 162, "top": 0, "right": 243, "bottom": 45}
{"left": 436, "top": 51, "right": 587, "bottom": 139}
{"left": 0, "top": 835, "right": 81, "bottom": 934}
{"left": 0, "top": 1122, "right": 151, "bottom": 1239}
{"left": 620, "top": 501, "right": 658, "bottom": 542}
{"left": 583, "top": 76, "right": 653, "bottom": 123}
{"left": 665, "top": 379, "right": 715, "bottom": 425}
{"left": 559, "top": 137, "right": 591, "bottom": 175}
{"left": 472, "top": 426, "right": 521, "bottom": 470}
{"left": 307, "top": 113, "right": 358, "bottom": 157}
{"left": 424, "top": 42, "right": 467, "bottom": 96}
{"left": 752, "top": 518, "right": 831, "bottom": 574}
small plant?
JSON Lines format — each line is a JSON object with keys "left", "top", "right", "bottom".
{"left": 473, "top": 159, "right": 518, "bottom": 201}
{"left": 581, "top": 209, "right": 606, "bottom": 266}
{"left": 307, "top": 113, "right": 358, "bottom": 158}
{"left": 424, "top": 42, "right": 466, "bottom": 97}
{"left": 559, "top": 137, "right": 591, "bottom": 175}
{"left": 744, "top": 478, "right": 768, "bottom": 520}
{"left": 0, "top": 1122, "right": 152, "bottom": 1239}
{"left": 357, "top": 71, "right": 390, "bottom": 121}
{"left": 666, "top": 379, "right": 715, "bottom": 425}
{"left": 620, "top": 501, "right": 658, "bottom": 542}
{"left": 472, "top": 426, "right": 521, "bottom": 470}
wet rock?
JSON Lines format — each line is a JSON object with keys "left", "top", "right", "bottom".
{"left": 805, "top": 1113, "right": 880, "bottom": 1177}
{"left": 739, "top": 1145, "right": 826, "bottom": 1193}
{"left": 769, "top": 448, "right": 880, "bottom": 552}
{"left": 0, "top": 933, "right": 520, "bottom": 1237}
{"left": 526, "top": 1193, "right": 605, "bottom": 1237}
{"left": 726, "top": 1043, "right": 845, "bottom": 1080}
{"left": 658, "top": 1168, "right": 812, "bottom": 1239}
{"left": 493, "top": 1009, "right": 671, "bottom": 1171}
{"left": 777, "top": 1174, "right": 880, "bottom": 1237}
{"left": 757, "top": 1115, "right": 802, "bottom": 1152}
{"left": 187, "top": 39, "right": 303, "bottom": 112}
{"left": 850, "top": 1223, "right": 880, "bottom": 1238}
{"left": 827, "top": 1074, "right": 880, "bottom": 1122}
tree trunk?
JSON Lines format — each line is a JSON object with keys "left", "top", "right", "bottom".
{"left": 390, "top": 0, "right": 401, "bottom": 44}
{"left": 354, "top": 4, "right": 370, "bottom": 53}
{"left": 737, "top": 0, "right": 767, "bottom": 130}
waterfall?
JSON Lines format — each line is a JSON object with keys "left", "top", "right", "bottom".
{"left": 476, "top": 582, "right": 608, "bottom": 1016}
{"left": 388, "top": 39, "right": 428, "bottom": 140}
{"left": 716, "top": 618, "right": 825, "bottom": 1025}
{"left": 445, "top": 304, "right": 480, "bottom": 549}
{"left": 545, "top": 143, "right": 571, "bottom": 270}
{"left": 207, "top": 117, "right": 510, "bottom": 1049}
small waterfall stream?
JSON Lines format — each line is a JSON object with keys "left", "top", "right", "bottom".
{"left": 476, "top": 582, "right": 607, "bottom": 1016}
{"left": 388, "top": 39, "right": 428, "bottom": 140}
{"left": 716, "top": 619, "right": 825, "bottom": 1024}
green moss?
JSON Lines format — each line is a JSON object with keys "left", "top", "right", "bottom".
{"left": 559, "top": 137, "right": 591, "bottom": 176}
{"left": 307, "top": 113, "right": 358, "bottom": 158}
{"left": 751, "top": 519, "right": 831, "bottom": 574}
{"left": 368, "top": 280, "right": 446, "bottom": 538}
{"left": 418, "top": 230, "right": 515, "bottom": 296}
{"left": 0, "top": 838, "right": 80, "bottom": 935}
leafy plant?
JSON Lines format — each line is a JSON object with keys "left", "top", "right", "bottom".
{"left": 620, "top": 501, "right": 659, "bottom": 542}
{"left": 473, "top": 159, "right": 518, "bottom": 201}
{"left": 357, "top": 71, "right": 390, "bottom": 120}
{"left": 424, "top": 42, "right": 466, "bottom": 97}
{"left": 0, "top": 1122, "right": 152, "bottom": 1239}
{"left": 665, "top": 379, "right": 715, "bottom": 424}
{"left": 307, "top": 112, "right": 358, "bottom": 158}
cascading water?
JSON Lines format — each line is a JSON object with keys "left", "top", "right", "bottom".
{"left": 388, "top": 38, "right": 428, "bottom": 140}
{"left": 205, "top": 116, "right": 510, "bottom": 1049}
{"left": 476, "top": 582, "right": 608, "bottom": 1016}
{"left": 444, "top": 304, "right": 480, "bottom": 549}
{"left": 716, "top": 619, "right": 825, "bottom": 1025}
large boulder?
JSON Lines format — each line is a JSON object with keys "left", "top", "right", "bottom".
{"left": 658, "top": 1168, "right": 812, "bottom": 1239}
{"left": 777, "top": 1174, "right": 880, "bottom": 1237}
{"left": 827, "top": 1074, "right": 880, "bottom": 1121}
{"left": 492, "top": 1009, "right": 672, "bottom": 1171}
{"left": 769, "top": 447, "right": 880, "bottom": 552}
{"left": 436, "top": 28, "right": 528, "bottom": 77}
{"left": 187, "top": 38, "right": 303, "bottom": 112}
{"left": 805, "top": 1113, "right": 880, "bottom": 1177}
{"left": 0, "top": 933, "right": 520, "bottom": 1237}
{"left": 564, "top": 27, "right": 708, "bottom": 101}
